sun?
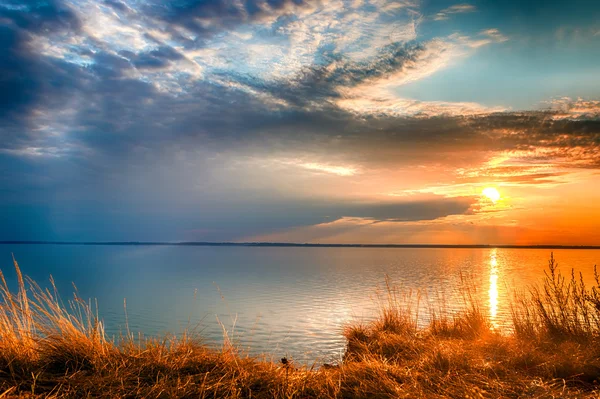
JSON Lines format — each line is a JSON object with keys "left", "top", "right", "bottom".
{"left": 482, "top": 187, "right": 501, "bottom": 203}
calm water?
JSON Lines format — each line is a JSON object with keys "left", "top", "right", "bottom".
{"left": 2, "top": 245, "right": 600, "bottom": 364}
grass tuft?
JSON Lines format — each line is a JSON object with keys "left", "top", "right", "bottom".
{"left": 512, "top": 253, "right": 600, "bottom": 343}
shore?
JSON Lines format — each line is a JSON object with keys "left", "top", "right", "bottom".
{"left": 2, "top": 255, "right": 600, "bottom": 398}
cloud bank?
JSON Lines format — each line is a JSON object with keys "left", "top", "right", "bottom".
{"left": 1, "top": 0, "right": 600, "bottom": 243}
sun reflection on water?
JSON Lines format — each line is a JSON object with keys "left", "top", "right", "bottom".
{"left": 489, "top": 249, "right": 499, "bottom": 328}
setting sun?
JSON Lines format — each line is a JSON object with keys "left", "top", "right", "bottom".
{"left": 482, "top": 187, "right": 501, "bottom": 203}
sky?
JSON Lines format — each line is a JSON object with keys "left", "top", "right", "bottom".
{"left": 1, "top": 0, "right": 600, "bottom": 245}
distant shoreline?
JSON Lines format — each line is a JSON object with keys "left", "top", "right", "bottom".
{"left": 1, "top": 241, "right": 600, "bottom": 249}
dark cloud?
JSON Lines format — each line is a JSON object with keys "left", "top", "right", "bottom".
{"left": 0, "top": 193, "right": 476, "bottom": 241}
{"left": 139, "top": 0, "right": 313, "bottom": 48}
{"left": 156, "top": 0, "right": 309, "bottom": 27}
{"left": 464, "top": 113, "right": 600, "bottom": 166}
{"left": 329, "top": 197, "right": 475, "bottom": 222}
{"left": 103, "top": 0, "right": 128, "bottom": 12}
{"left": 122, "top": 47, "right": 185, "bottom": 70}
{"left": 89, "top": 52, "right": 135, "bottom": 79}
{"left": 234, "top": 42, "right": 425, "bottom": 108}
{"left": 193, "top": 195, "right": 477, "bottom": 240}
{"left": 219, "top": 195, "right": 475, "bottom": 227}
{"left": 0, "top": 0, "right": 81, "bottom": 133}
{"left": 0, "top": 25, "right": 34, "bottom": 122}
{"left": 0, "top": 0, "right": 79, "bottom": 34}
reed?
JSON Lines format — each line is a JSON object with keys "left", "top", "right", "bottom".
{"left": 1, "top": 254, "right": 600, "bottom": 397}
{"left": 511, "top": 253, "right": 600, "bottom": 341}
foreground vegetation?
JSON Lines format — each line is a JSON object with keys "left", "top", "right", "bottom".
{"left": 2, "top": 255, "right": 600, "bottom": 397}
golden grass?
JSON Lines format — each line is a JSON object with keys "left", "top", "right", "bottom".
{"left": 2, "top": 254, "right": 600, "bottom": 397}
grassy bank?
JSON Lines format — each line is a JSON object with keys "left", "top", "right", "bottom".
{"left": 2, "top": 255, "right": 600, "bottom": 397}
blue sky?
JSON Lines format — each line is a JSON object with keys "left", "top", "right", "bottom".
{"left": 1, "top": 0, "right": 600, "bottom": 243}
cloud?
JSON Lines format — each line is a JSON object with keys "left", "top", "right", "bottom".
{"left": 329, "top": 196, "right": 476, "bottom": 221}
{"left": 480, "top": 29, "right": 508, "bottom": 42}
{"left": 0, "top": 1, "right": 80, "bottom": 125}
{"left": 285, "top": 160, "right": 359, "bottom": 176}
{"left": 1, "top": 0, "right": 600, "bottom": 242}
{"left": 124, "top": 46, "right": 185, "bottom": 70}
{"left": 448, "top": 29, "right": 508, "bottom": 49}
{"left": 0, "top": 0, "right": 495, "bottom": 153}
{"left": 245, "top": 215, "right": 544, "bottom": 245}
{"left": 434, "top": 3, "right": 475, "bottom": 21}
{"left": 143, "top": 0, "right": 316, "bottom": 38}
{"left": 547, "top": 97, "right": 600, "bottom": 120}
{"left": 336, "top": 95, "right": 504, "bottom": 117}
{"left": 0, "top": 0, "right": 424, "bottom": 139}
{"left": 337, "top": 39, "right": 459, "bottom": 94}
{"left": 335, "top": 33, "right": 509, "bottom": 116}
{"left": 0, "top": 188, "right": 476, "bottom": 241}
{"left": 211, "top": 195, "right": 477, "bottom": 237}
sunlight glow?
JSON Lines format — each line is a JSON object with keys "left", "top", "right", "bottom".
{"left": 482, "top": 187, "right": 501, "bottom": 203}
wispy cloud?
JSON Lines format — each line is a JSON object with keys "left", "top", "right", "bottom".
{"left": 448, "top": 29, "right": 509, "bottom": 49}
{"left": 335, "top": 34, "right": 508, "bottom": 117}
{"left": 433, "top": 3, "right": 476, "bottom": 21}
{"left": 336, "top": 96, "right": 504, "bottom": 117}
{"left": 295, "top": 162, "right": 359, "bottom": 176}
{"left": 480, "top": 29, "right": 509, "bottom": 43}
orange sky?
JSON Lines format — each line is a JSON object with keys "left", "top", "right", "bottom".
{"left": 245, "top": 164, "right": 600, "bottom": 245}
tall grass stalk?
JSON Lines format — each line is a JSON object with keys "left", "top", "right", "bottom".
{"left": 512, "top": 253, "right": 600, "bottom": 341}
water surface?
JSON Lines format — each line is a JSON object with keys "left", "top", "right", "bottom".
{"left": 2, "top": 245, "right": 599, "bottom": 364}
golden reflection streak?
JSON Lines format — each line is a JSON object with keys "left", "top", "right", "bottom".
{"left": 489, "top": 248, "right": 499, "bottom": 328}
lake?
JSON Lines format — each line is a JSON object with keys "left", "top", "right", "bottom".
{"left": 2, "top": 245, "right": 599, "bottom": 364}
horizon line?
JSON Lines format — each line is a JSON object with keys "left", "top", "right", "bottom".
{"left": 1, "top": 241, "right": 600, "bottom": 250}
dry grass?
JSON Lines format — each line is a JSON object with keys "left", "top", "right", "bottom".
{"left": 2, "top": 254, "right": 600, "bottom": 397}
{"left": 511, "top": 253, "right": 600, "bottom": 342}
